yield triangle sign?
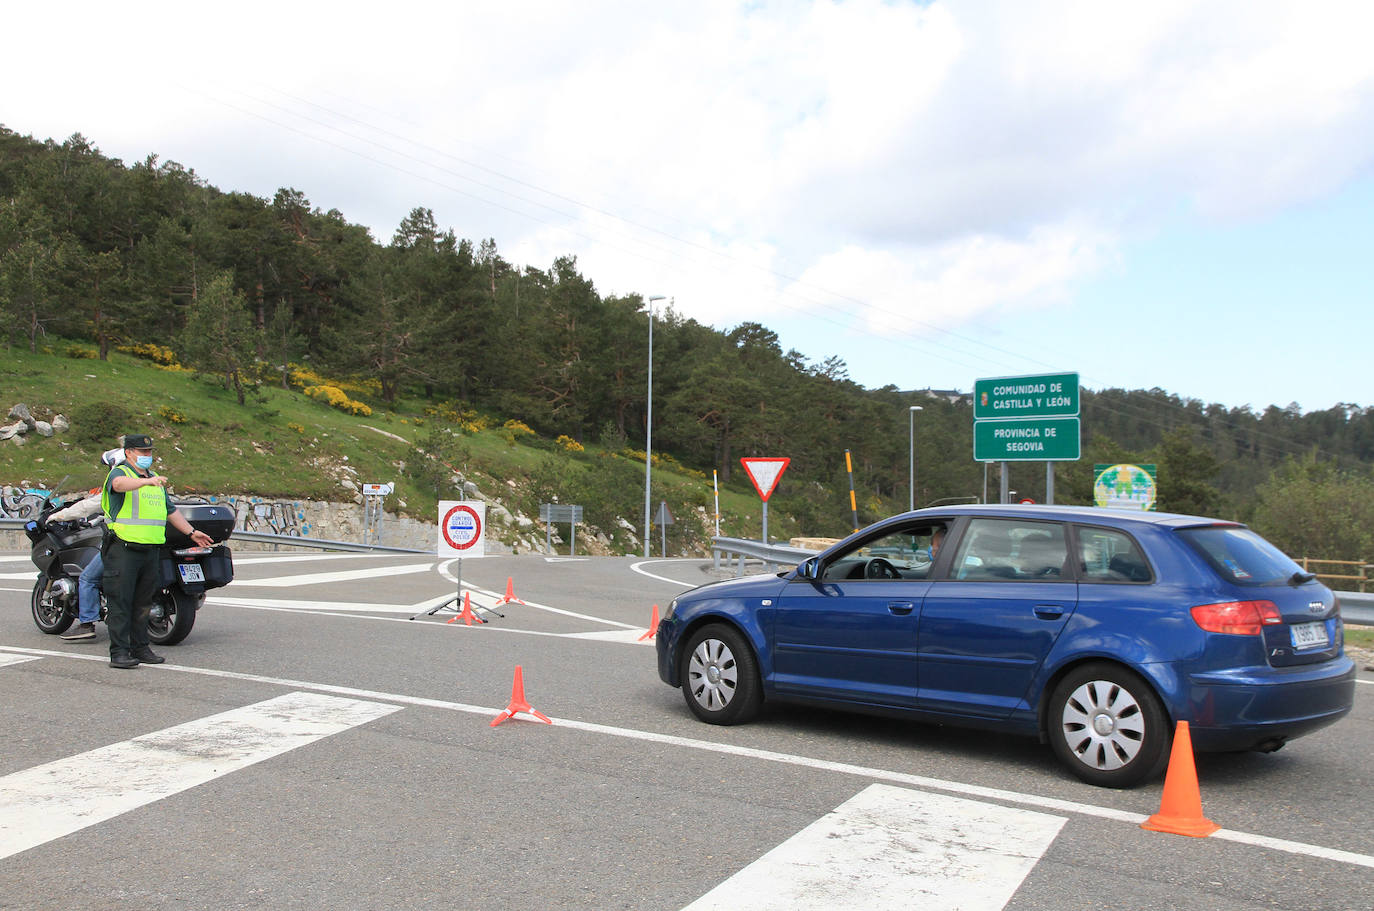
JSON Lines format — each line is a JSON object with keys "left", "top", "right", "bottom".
{"left": 740, "top": 457, "right": 790, "bottom": 502}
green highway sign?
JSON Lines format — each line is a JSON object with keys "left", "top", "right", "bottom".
{"left": 975, "top": 372, "right": 1079, "bottom": 419}
{"left": 975, "top": 417, "right": 1081, "bottom": 462}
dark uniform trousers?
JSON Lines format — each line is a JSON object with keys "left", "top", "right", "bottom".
{"left": 103, "top": 538, "right": 161, "bottom": 655}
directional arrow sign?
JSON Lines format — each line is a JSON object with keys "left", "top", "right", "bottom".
{"left": 740, "top": 457, "right": 790, "bottom": 502}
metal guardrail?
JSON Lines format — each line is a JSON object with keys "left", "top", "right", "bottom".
{"left": 711, "top": 536, "right": 817, "bottom": 575}
{"left": 709, "top": 535, "right": 1374, "bottom": 625}
{"left": 228, "top": 530, "right": 426, "bottom": 554}
{"left": 0, "top": 518, "right": 425, "bottom": 555}
{"left": 1340, "top": 592, "right": 1374, "bottom": 625}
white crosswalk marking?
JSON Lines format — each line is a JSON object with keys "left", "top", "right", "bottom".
{"left": 681, "top": 783, "right": 1066, "bottom": 911}
{"left": 0, "top": 691, "right": 399, "bottom": 861}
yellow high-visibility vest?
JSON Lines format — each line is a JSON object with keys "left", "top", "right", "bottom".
{"left": 102, "top": 465, "right": 169, "bottom": 544}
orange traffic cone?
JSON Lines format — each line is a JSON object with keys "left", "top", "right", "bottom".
{"left": 1141, "top": 721, "right": 1219, "bottom": 837}
{"left": 637, "top": 604, "right": 660, "bottom": 641}
{"left": 490, "top": 665, "right": 552, "bottom": 727}
{"left": 494, "top": 576, "right": 527, "bottom": 607}
{"left": 446, "top": 591, "right": 485, "bottom": 626}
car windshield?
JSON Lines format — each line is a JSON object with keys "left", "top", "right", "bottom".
{"left": 1177, "top": 525, "right": 1304, "bottom": 586}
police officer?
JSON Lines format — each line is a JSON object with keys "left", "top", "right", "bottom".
{"left": 102, "top": 433, "right": 213, "bottom": 669}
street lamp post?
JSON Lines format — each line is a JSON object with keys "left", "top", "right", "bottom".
{"left": 643, "top": 295, "right": 666, "bottom": 558}
{"left": 909, "top": 405, "right": 923, "bottom": 512}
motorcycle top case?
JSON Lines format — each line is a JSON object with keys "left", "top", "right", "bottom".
{"left": 165, "top": 503, "right": 236, "bottom": 546}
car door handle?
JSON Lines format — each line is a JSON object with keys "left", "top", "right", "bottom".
{"left": 888, "top": 601, "right": 915, "bottom": 616}
{"left": 1033, "top": 604, "right": 1065, "bottom": 620}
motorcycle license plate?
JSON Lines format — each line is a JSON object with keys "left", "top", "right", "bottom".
{"left": 1289, "top": 622, "right": 1329, "bottom": 650}
{"left": 178, "top": 563, "right": 206, "bottom": 584}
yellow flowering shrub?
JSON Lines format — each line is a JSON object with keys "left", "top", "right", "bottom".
{"left": 303, "top": 384, "right": 373, "bottom": 417}
{"left": 118, "top": 343, "right": 180, "bottom": 366}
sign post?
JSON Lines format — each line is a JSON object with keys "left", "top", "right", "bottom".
{"left": 973, "top": 373, "right": 1080, "bottom": 504}
{"left": 740, "top": 457, "right": 790, "bottom": 545}
{"left": 654, "top": 501, "right": 674, "bottom": 557}
{"left": 415, "top": 500, "right": 488, "bottom": 621}
{"left": 361, "top": 482, "right": 394, "bottom": 545}
{"left": 539, "top": 503, "right": 584, "bottom": 555}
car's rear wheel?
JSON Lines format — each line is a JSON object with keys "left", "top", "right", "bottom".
{"left": 680, "top": 623, "right": 762, "bottom": 725}
{"left": 1048, "top": 662, "right": 1170, "bottom": 788}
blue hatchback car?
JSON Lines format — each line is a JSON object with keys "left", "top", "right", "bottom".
{"left": 656, "top": 505, "right": 1357, "bottom": 787}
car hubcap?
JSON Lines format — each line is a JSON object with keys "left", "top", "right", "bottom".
{"left": 688, "top": 638, "right": 738, "bottom": 711}
{"left": 1060, "top": 680, "right": 1145, "bottom": 771}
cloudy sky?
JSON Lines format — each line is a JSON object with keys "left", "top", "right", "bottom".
{"left": 5, "top": 1, "right": 1371, "bottom": 412}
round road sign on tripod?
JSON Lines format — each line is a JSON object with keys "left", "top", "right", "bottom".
{"left": 438, "top": 500, "right": 486, "bottom": 558}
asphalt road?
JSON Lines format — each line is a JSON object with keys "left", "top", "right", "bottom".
{"left": 1, "top": 550, "right": 1371, "bottom": 910}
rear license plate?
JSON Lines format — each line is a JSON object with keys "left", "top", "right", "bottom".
{"left": 1290, "top": 622, "right": 1329, "bottom": 650}
{"left": 178, "top": 563, "right": 205, "bottom": 584}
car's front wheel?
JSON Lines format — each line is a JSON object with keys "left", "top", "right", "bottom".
{"left": 680, "top": 623, "right": 762, "bottom": 725}
{"left": 1047, "top": 662, "right": 1170, "bottom": 788}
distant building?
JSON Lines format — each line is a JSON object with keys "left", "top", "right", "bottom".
{"left": 910, "top": 388, "right": 971, "bottom": 405}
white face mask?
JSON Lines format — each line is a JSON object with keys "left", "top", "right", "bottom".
{"left": 135, "top": 455, "right": 154, "bottom": 470}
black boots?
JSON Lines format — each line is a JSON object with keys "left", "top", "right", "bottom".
{"left": 110, "top": 647, "right": 164, "bottom": 667}
{"left": 132, "top": 647, "right": 165, "bottom": 665}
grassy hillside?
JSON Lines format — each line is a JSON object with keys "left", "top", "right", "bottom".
{"left": 0, "top": 341, "right": 803, "bottom": 552}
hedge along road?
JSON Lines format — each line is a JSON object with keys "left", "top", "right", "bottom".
{"left": 0, "top": 550, "right": 1372, "bottom": 911}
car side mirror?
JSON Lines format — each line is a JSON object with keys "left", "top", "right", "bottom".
{"left": 797, "top": 557, "right": 820, "bottom": 581}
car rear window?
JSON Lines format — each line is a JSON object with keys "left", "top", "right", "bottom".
{"left": 1177, "top": 526, "right": 1303, "bottom": 586}
{"left": 1076, "top": 526, "right": 1152, "bottom": 583}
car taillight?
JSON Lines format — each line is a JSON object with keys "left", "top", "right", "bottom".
{"left": 1190, "top": 600, "right": 1282, "bottom": 635}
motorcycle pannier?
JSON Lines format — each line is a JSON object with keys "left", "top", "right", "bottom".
{"left": 202, "top": 545, "right": 234, "bottom": 589}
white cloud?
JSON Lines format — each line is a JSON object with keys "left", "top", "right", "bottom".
{"left": 4, "top": 0, "right": 1372, "bottom": 403}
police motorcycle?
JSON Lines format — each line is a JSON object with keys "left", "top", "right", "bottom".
{"left": 27, "top": 496, "right": 236, "bottom": 646}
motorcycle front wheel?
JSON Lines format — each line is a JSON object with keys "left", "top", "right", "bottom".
{"left": 148, "top": 589, "right": 200, "bottom": 646}
{"left": 32, "top": 575, "right": 75, "bottom": 635}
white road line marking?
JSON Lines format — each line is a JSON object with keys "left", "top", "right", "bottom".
{"left": 630, "top": 559, "right": 701, "bottom": 587}
{"left": 0, "top": 691, "right": 398, "bottom": 861}
{"left": 0, "top": 653, "right": 39, "bottom": 668}
{"left": 207, "top": 596, "right": 433, "bottom": 615}
{"left": 565, "top": 629, "right": 655, "bottom": 644}
{"left": 4, "top": 645, "right": 1371, "bottom": 870}
{"left": 236, "top": 562, "right": 435, "bottom": 587}
{"left": 230, "top": 553, "right": 382, "bottom": 565}
{"left": 205, "top": 589, "right": 639, "bottom": 629}
{"left": 682, "top": 783, "right": 1065, "bottom": 911}
{"left": 203, "top": 599, "right": 572, "bottom": 636}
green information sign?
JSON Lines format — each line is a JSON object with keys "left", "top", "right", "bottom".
{"left": 1093, "top": 463, "right": 1158, "bottom": 511}
{"left": 975, "top": 417, "right": 1081, "bottom": 462}
{"left": 975, "top": 372, "right": 1079, "bottom": 419}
